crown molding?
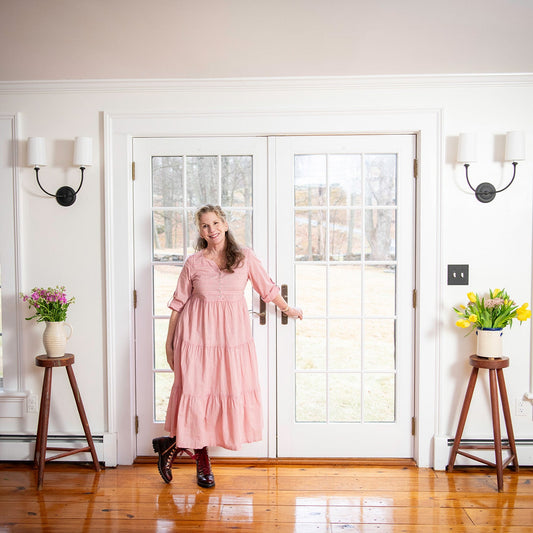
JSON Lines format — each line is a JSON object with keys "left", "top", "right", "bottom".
{"left": 1, "top": 73, "right": 533, "bottom": 94}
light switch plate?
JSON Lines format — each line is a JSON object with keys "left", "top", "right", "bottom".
{"left": 448, "top": 264, "right": 469, "bottom": 285}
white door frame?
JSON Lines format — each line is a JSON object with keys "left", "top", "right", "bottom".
{"left": 104, "top": 108, "right": 441, "bottom": 466}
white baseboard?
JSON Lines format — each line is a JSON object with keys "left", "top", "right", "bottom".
{"left": 0, "top": 433, "right": 117, "bottom": 466}
{"left": 433, "top": 434, "right": 533, "bottom": 470}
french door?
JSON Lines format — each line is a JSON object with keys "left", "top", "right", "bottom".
{"left": 275, "top": 135, "right": 415, "bottom": 457}
{"left": 132, "top": 137, "right": 269, "bottom": 457}
{"left": 133, "top": 134, "right": 416, "bottom": 458}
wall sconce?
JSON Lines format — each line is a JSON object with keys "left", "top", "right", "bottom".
{"left": 457, "top": 131, "right": 525, "bottom": 203}
{"left": 27, "top": 137, "right": 93, "bottom": 207}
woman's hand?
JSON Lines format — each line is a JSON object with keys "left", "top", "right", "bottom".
{"left": 166, "top": 344, "right": 174, "bottom": 371}
{"left": 165, "top": 310, "right": 180, "bottom": 371}
{"left": 285, "top": 306, "right": 303, "bottom": 320}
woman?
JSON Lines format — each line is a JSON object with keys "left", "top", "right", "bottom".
{"left": 153, "top": 205, "right": 303, "bottom": 488}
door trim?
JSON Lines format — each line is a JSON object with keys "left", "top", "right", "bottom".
{"left": 105, "top": 108, "right": 441, "bottom": 466}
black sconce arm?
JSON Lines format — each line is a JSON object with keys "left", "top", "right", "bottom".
{"left": 33, "top": 166, "right": 85, "bottom": 207}
{"left": 464, "top": 162, "right": 518, "bottom": 203}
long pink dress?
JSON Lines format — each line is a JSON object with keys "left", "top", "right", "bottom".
{"left": 164, "top": 247, "right": 279, "bottom": 451}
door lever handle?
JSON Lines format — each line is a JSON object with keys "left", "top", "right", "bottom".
{"left": 249, "top": 299, "right": 267, "bottom": 325}
{"left": 281, "top": 284, "right": 288, "bottom": 325}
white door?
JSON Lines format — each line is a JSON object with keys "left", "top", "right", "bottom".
{"left": 275, "top": 135, "right": 416, "bottom": 457}
{"left": 132, "top": 137, "right": 269, "bottom": 457}
{"left": 133, "top": 134, "right": 416, "bottom": 459}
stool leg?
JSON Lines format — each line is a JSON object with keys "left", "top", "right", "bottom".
{"left": 65, "top": 365, "right": 100, "bottom": 471}
{"left": 35, "top": 367, "right": 52, "bottom": 490}
{"left": 489, "top": 368, "right": 504, "bottom": 492}
{"left": 496, "top": 368, "right": 519, "bottom": 472}
{"left": 448, "top": 367, "right": 479, "bottom": 471}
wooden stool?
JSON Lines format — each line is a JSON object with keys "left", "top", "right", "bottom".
{"left": 34, "top": 354, "right": 100, "bottom": 489}
{"left": 447, "top": 355, "right": 518, "bottom": 491}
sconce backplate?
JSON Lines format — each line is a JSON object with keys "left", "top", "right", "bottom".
{"left": 475, "top": 182, "right": 496, "bottom": 203}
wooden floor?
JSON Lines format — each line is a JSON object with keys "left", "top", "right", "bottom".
{"left": 1, "top": 460, "right": 533, "bottom": 532}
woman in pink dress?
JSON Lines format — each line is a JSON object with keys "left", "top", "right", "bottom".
{"left": 153, "top": 205, "right": 303, "bottom": 487}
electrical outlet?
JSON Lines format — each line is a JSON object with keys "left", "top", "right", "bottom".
{"left": 27, "top": 394, "right": 38, "bottom": 413}
{"left": 448, "top": 264, "right": 469, "bottom": 285}
{"left": 515, "top": 399, "right": 529, "bottom": 417}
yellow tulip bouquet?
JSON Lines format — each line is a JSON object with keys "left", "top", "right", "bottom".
{"left": 454, "top": 288, "right": 531, "bottom": 333}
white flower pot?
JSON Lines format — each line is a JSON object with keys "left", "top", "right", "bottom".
{"left": 476, "top": 328, "right": 503, "bottom": 358}
{"left": 42, "top": 321, "right": 73, "bottom": 358}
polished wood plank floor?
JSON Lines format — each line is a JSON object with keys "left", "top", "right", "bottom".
{"left": 1, "top": 461, "right": 533, "bottom": 531}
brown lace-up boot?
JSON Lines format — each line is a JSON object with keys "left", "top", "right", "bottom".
{"left": 152, "top": 436, "right": 178, "bottom": 483}
{"left": 194, "top": 446, "right": 215, "bottom": 488}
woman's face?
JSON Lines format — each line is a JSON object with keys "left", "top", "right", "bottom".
{"left": 198, "top": 211, "right": 228, "bottom": 247}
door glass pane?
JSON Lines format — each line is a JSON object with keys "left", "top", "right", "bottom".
{"left": 364, "top": 154, "right": 397, "bottom": 206}
{"left": 225, "top": 209, "right": 252, "bottom": 247}
{"left": 154, "top": 318, "right": 169, "bottom": 370}
{"left": 296, "top": 373, "right": 326, "bottom": 422}
{"left": 294, "top": 155, "right": 326, "bottom": 206}
{"left": 295, "top": 264, "right": 326, "bottom": 316}
{"left": 329, "top": 209, "right": 362, "bottom": 261}
{"left": 329, "top": 319, "right": 361, "bottom": 371}
{"left": 187, "top": 156, "right": 218, "bottom": 205}
{"left": 329, "top": 154, "right": 362, "bottom": 207}
{"left": 364, "top": 373, "right": 395, "bottom": 422}
{"left": 364, "top": 319, "right": 395, "bottom": 371}
{"left": 294, "top": 149, "right": 398, "bottom": 424}
{"left": 365, "top": 265, "right": 396, "bottom": 316}
{"left": 329, "top": 373, "right": 361, "bottom": 422}
{"left": 153, "top": 211, "right": 183, "bottom": 261}
{"left": 222, "top": 156, "right": 252, "bottom": 206}
{"left": 155, "top": 372, "right": 173, "bottom": 422}
{"left": 364, "top": 209, "right": 396, "bottom": 261}
{"left": 152, "top": 156, "right": 183, "bottom": 207}
{"left": 296, "top": 319, "right": 326, "bottom": 370}
{"left": 295, "top": 210, "right": 326, "bottom": 261}
{"left": 329, "top": 264, "right": 361, "bottom": 316}
{"left": 153, "top": 265, "right": 181, "bottom": 316}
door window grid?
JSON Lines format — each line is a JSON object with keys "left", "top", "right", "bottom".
{"left": 294, "top": 153, "right": 398, "bottom": 424}
{"left": 150, "top": 154, "right": 254, "bottom": 422}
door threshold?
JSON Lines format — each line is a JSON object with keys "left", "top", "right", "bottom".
{"left": 135, "top": 456, "right": 416, "bottom": 466}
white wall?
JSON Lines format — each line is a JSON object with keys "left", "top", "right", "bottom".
{"left": 1, "top": 0, "right": 533, "bottom": 466}
{"left": 1, "top": 76, "right": 532, "bottom": 467}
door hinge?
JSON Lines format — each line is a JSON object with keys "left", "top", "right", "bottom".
{"left": 135, "top": 415, "right": 139, "bottom": 434}
{"left": 411, "top": 416, "right": 416, "bottom": 436}
{"left": 413, "top": 158, "right": 418, "bottom": 178}
{"left": 133, "top": 290, "right": 138, "bottom": 309}
{"left": 412, "top": 289, "right": 417, "bottom": 309}
{"left": 132, "top": 161, "right": 136, "bottom": 181}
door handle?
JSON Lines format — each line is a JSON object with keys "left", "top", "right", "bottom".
{"left": 281, "top": 284, "right": 288, "bottom": 325}
{"left": 259, "top": 299, "right": 266, "bottom": 325}
{"left": 249, "top": 299, "right": 267, "bottom": 325}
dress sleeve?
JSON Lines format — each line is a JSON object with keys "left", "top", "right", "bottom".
{"left": 167, "top": 258, "right": 193, "bottom": 312}
{"left": 246, "top": 248, "right": 280, "bottom": 303}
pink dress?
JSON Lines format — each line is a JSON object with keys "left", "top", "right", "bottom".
{"left": 164, "top": 247, "right": 279, "bottom": 451}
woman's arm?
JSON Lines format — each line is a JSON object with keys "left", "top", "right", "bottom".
{"left": 165, "top": 310, "right": 181, "bottom": 370}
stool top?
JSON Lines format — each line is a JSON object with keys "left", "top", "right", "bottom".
{"left": 36, "top": 354, "right": 75, "bottom": 367}
{"left": 469, "top": 354, "right": 509, "bottom": 369}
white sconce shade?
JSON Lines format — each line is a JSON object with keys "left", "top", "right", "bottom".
{"left": 457, "top": 133, "right": 477, "bottom": 163}
{"left": 505, "top": 131, "right": 525, "bottom": 161}
{"left": 27, "top": 137, "right": 47, "bottom": 167}
{"left": 73, "top": 137, "right": 93, "bottom": 167}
